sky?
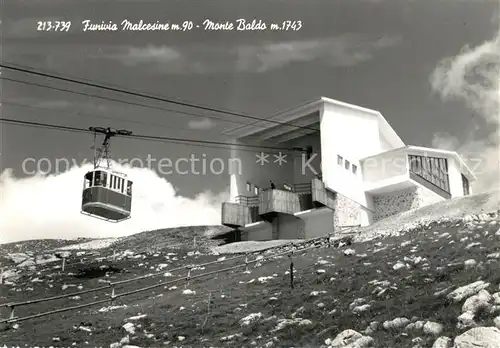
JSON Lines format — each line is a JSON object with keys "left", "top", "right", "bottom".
{"left": 0, "top": 0, "right": 498, "bottom": 243}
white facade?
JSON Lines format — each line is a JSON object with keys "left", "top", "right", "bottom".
{"left": 222, "top": 97, "right": 476, "bottom": 240}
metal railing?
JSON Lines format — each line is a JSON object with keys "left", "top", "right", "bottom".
{"left": 0, "top": 226, "right": 359, "bottom": 325}
{"left": 236, "top": 182, "right": 313, "bottom": 206}
{"left": 293, "top": 182, "right": 312, "bottom": 194}
{"left": 262, "top": 182, "right": 312, "bottom": 194}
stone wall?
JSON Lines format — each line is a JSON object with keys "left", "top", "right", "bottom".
{"left": 418, "top": 186, "right": 446, "bottom": 206}
{"left": 333, "top": 193, "right": 362, "bottom": 228}
{"left": 372, "top": 185, "right": 446, "bottom": 222}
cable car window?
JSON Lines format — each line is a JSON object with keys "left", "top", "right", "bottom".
{"left": 94, "top": 171, "right": 107, "bottom": 187}
{"left": 127, "top": 181, "right": 132, "bottom": 196}
{"left": 84, "top": 172, "right": 93, "bottom": 188}
{"left": 117, "top": 177, "right": 121, "bottom": 191}
{"left": 94, "top": 171, "right": 102, "bottom": 186}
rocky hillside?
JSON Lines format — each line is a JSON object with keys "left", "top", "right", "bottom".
{"left": 0, "top": 192, "right": 499, "bottom": 348}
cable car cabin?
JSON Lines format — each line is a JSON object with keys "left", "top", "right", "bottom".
{"left": 81, "top": 169, "right": 132, "bottom": 222}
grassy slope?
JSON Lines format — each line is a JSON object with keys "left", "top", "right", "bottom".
{"left": 0, "top": 225, "right": 228, "bottom": 267}
{"left": 1, "top": 217, "right": 499, "bottom": 347}
{"left": 109, "top": 225, "right": 229, "bottom": 253}
{"left": 0, "top": 238, "right": 95, "bottom": 257}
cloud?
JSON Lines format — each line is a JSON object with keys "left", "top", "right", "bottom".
{"left": 0, "top": 163, "right": 228, "bottom": 243}
{"left": 33, "top": 100, "right": 72, "bottom": 109}
{"left": 121, "top": 46, "right": 183, "bottom": 66}
{"left": 188, "top": 117, "right": 215, "bottom": 130}
{"left": 5, "top": 97, "right": 110, "bottom": 114}
{"left": 238, "top": 34, "right": 402, "bottom": 73}
{"left": 111, "top": 34, "right": 401, "bottom": 74}
{"left": 430, "top": 28, "right": 499, "bottom": 193}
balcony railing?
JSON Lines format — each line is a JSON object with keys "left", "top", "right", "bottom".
{"left": 294, "top": 182, "right": 312, "bottom": 194}
{"left": 225, "top": 180, "right": 330, "bottom": 225}
{"left": 235, "top": 195, "right": 259, "bottom": 206}
{"left": 221, "top": 202, "right": 262, "bottom": 227}
{"left": 311, "top": 177, "right": 336, "bottom": 209}
{"left": 262, "top": 182, "right": 312, "bottom": 194}
{"left": 259, "top": 188, "right": 301, "bottom": 216}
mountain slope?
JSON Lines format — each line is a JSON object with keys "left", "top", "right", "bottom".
{"left": 0, "top": 191, "right": 499, "bottom": 348}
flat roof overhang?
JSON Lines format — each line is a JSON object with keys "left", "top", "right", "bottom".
{"left": 364, "top": 175, "right": 414, "bottom": 194}
{"left": 221, "top": 96, "right": 405, "bottom": 148}
{"left": 228, "top": 110, "right": 320, "bottom": 144}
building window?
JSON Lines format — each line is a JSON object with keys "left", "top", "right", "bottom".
{"left": 462, "top": 174, "right": 470, "bottom": 196}
{"left": 408, "top": 154, "right": 450, "bottom": 197}
{"left": 254, "top": 186, "right": 259, "bottom": 195}
{"left": 337, "top": 155, "right": 343, "bottom": 166}
{"left": 352, "top": 164, "right": 358, "bottom": 174}
{"left": 410, "top": 156, "right": 422, "bottom": 175}
{"left": 246, "top": 182, "right": 251, "bottom": 192}
{"left": 345, "top": 160, "right": 350, "bottom": 170}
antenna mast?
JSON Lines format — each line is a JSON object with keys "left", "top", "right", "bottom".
{"left": 89, "top": 127, "right": 132, "bottom": 169}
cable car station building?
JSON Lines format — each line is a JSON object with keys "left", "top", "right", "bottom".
{"left": 220, "top": 97, "right": 476, "bottom": 241}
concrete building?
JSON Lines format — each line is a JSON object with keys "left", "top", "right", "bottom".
{"left": 220, "top": 97, "right": 475, "bottom": 241}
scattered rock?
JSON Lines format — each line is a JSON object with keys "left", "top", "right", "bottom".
{"left": 383, "top": 317, "right": 410, "bottom": 331}
{"left": 328, "top": 329, "right": 373, "bottom": 348}
{"left": 122, "top": 323, "right": 135, "bottom": 335}
{"left": 432, "top": 336, "right": 452, "bottom": 348}
{"left": 240, "top": 313, "right": 263, "bottom": 326}
{"left": 454, "top": 327, "right": 500, "bottom": 347}
{"left": 447, "top": 281, "right": 490, "bottom": 302}
{"left": 457, "top": 312, "right": 476, "bottom": 330}
{"left": 462, "top": 290, "right": 493, "bottom": 315}
{"left": 423, "top": 321, "right": 444, "bottom": 336}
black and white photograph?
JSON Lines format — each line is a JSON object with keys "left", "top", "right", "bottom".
{"left": 0, "top": 0, "right": 499, "bottom": 346}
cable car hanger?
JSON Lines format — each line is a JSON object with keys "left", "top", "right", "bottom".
{"left": 90, "top": 126, "right": 132, "bottom": 170}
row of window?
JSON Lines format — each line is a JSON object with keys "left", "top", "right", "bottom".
{"left": 242, "top": 155, "right": 470, "bottom": 197}
{"left": 246, "top": 182, "right": 260, "bottom": 195}
{"left": 408, "top": 155, "right": 450, "bottom": 193}
{"left": 85, "top": 171, "right": 132, "bottom": 196}
{"left": 337, "top": 155, "right": 358, "bottom": 175}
